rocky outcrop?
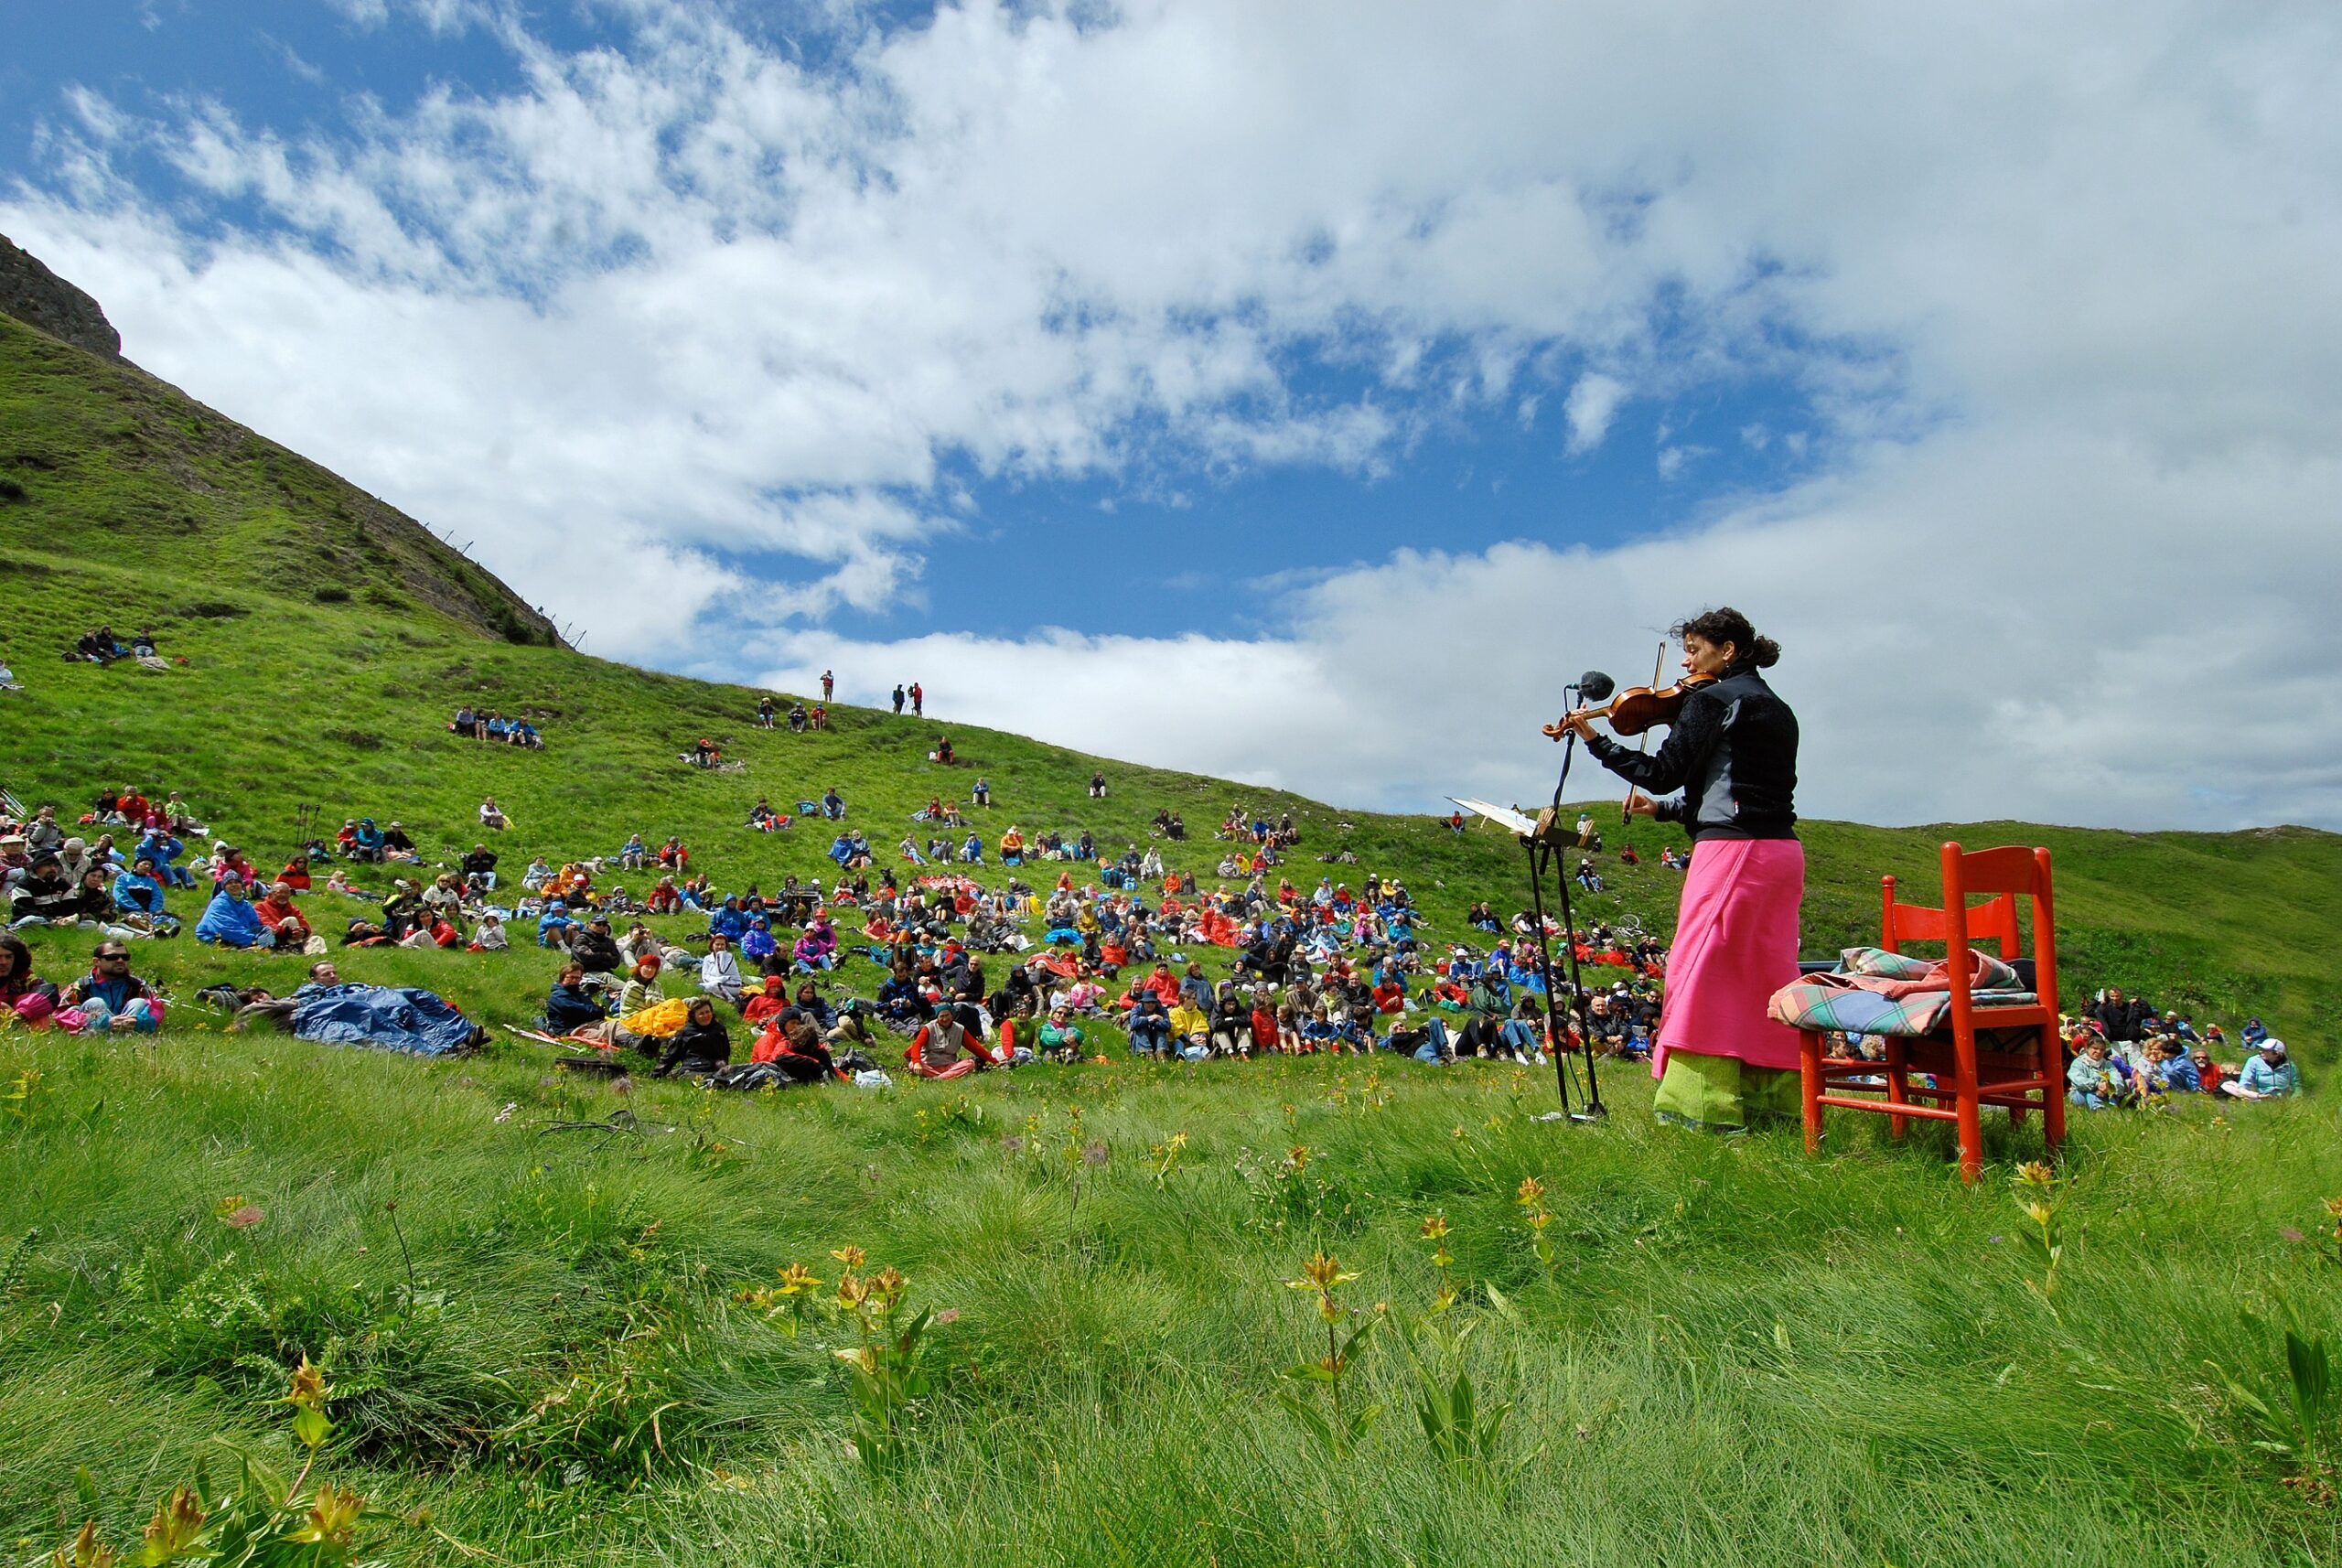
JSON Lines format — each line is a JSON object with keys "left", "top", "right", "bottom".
{"left": 0, "top": 233, "right": 122, "bottom": 359}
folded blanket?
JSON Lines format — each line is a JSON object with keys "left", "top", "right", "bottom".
{"left": 1767, "top": 946, "right": 2034, "bottom": 1037}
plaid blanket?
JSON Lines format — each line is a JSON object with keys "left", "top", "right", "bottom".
{"left": 1767, "top": 946, "right": 2035, "bottom": 1036}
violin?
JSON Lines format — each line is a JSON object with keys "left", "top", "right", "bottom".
{"left": 1542, "top": 672, "right": 1716, "bottom": 740}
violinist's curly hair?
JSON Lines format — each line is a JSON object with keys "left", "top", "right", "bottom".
{"left": 1671, "top": 607, "right": 1780, "bottom": 669}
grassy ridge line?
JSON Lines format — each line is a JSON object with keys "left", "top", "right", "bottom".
{"left": 3, "top": 306, "right": 2338, "bottom": 1050}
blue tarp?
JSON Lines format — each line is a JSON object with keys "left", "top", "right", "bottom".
{"left": 289, "top": 983, "right": 478, "bottom": 1057}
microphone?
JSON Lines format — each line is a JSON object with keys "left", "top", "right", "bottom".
{"left": 1575, "top": 671, "right": 1616, "bottom": 702}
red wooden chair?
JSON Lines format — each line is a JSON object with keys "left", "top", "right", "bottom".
{"left": 1881, "top": 873, "right": 2020, "bottom": 959}
{"left": 1799, "top": 843, "right": 2065, "bottom": 1183}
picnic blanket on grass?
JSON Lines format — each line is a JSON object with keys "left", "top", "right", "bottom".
{"left": 1767, "top": 947, "right": 2035, "bottom": 1037}
{"left": 290, "top": 984, "right": 480, "bottom": 1057}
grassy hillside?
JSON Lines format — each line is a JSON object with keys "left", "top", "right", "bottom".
{"left": 4, "top": 288, "right": 2342, "bottom": 1567}
{"left": 4, "top": 303, "right": 2338, "bottom": 1052}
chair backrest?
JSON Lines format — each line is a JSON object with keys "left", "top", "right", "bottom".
{"left": 1938, "top": 843, "right": 2058, "bottom": 1023}
{"left": 1881, "top": 875, "right": 2022, "bottom": 959}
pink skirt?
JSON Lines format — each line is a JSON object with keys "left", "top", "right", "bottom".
{"left": 1652, "top": 837, "right": 1806, "bottom": 1078}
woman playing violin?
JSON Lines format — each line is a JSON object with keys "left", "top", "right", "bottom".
{"left": 1550, "top": 607, "right": 1801, "bottom": 1131}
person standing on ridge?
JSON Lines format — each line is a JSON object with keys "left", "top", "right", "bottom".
{"left": 910, "top": 682, "right": 924, "bottom": 716}
{"left": 891, "top": 683, "right": 906, "bottom": 714}
{"left": 822, "top": 669, "right": 834, "bottom": 703}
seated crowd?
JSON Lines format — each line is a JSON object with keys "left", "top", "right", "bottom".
{"left": 447, "top": 707, "right": 544, "bottom": 746}
{"left": 0, "top": 788, "right": 2313, "bottom": 1109}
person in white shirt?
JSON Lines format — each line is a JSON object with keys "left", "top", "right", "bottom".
{"left": 699, "top": 931, "right": 745, "bottom": 1009}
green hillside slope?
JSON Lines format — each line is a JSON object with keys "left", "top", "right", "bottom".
{"left": 3, "top": 308, "right": 2336, "bottom": 1053}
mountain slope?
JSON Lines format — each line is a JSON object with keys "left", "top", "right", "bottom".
{"left": 1, "top": 279, "right": 2336, "bottom": 1055}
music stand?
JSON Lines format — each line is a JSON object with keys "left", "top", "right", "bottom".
{"left": 1450, "top": 787, "right": 1607, "bottom": 1122}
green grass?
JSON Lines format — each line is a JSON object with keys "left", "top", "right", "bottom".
{"left": 5, "top": 302, "right": 2342, "bottom": 1565}
{"left": 3, "top": 1029, "right": 2338, "bottom": 1565}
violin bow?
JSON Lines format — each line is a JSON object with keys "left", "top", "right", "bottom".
{"left": 1620, "top": 640, "right": 1666, "bottom": 825}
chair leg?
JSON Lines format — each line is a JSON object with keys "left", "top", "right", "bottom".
{"left": 2042, "top": 1026, "right": 2068, "bottom": 1155}
{"left": 1953, "top": 1035, "right": 1983, "bottom": 1185}
{"left": 1885, "top": 1038, "right": 1908, "bottom": 1139}
{"left": 1800, "top": 1031, "right": 1822, "bottom": 1155}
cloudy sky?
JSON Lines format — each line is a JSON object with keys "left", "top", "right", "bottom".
{"left": 7, "top": 1, "right": 2338, "bottom": 830}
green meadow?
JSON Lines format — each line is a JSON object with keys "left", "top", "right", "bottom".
{"left": 4, "top": 308, "right": 2341, "bottom": 1564}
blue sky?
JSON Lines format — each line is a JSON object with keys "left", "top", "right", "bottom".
{"left": 5, "top": 2, "right": 2335, "bottom": 830}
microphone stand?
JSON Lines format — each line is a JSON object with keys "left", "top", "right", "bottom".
{"left": 1521, "top": 682, "right": 1606, "bottom": 1122}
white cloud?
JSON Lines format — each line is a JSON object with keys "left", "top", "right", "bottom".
{"left": 4, "top": 0, "right": 2337, "bottom": 827}
{"left": 1563, "top": 372, "right": 1627, "bottom": 455}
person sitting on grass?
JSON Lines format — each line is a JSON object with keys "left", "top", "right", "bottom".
{"left": 59, "top": 941, "right": 162, "bottom": 1033}
{"left": 252, "top": 882, "right": 314, "bottom": 951}
{"left": 9, "top": 856, "right": 83, "bottom": 929}
{"left": 381, "top": 822, "right": 420, "bottom": 864}
{"left": 350, "top": 819, "right": 386, "bottom": 863}
{"left": 619, "top": 953, "right": 667, "bottom": 1017}
{"left": 757, "top": 694, "right": 778, "bottom": 729}
{"left": 905, "top": 1004, "right": 985, "bottom": 1079}
{"left": 479, "top": 797, "right": 510, "bottom": 832}
{"left": 0, "top": 933, "right": 59, "bottom": 1026}
{"left": 112, "top": 857, "right": 179, "bottom": 937}
{"left": 1039, "top": 1004, "right": 1086, "bottom": 1062}
{"left": 793, "top": 913, "right": 839, "bottom": 973}
{"left": 1127, "top": 988, "right": 1173, "bottom": 1058}
{"left": 469, "top": 909, "right": 510, "bottom": 951}
{"left": 457, "top": 843, "right": 500, "bottom": 895}
{"left": 2144, "top": 1036, "right": 2201, "bottom": 1093}
{"left": 741, "top": 914, "right": 779, "bottom": 974}
{"left": 401, "top": 908, "right": 463, "bottom": 950}
{"left": 544, "top": 963, "right": 606, "bottom": 1033}
{"left": 701, "top": 931, "right": 746, "bottom": 1009}
{"left": 742, "top": 973, "right": 790, "bottom": 1030}
{"left": 2066, "top": 1036, "right": 2126, "bottom": 1109}
{"left": 655, "top": 998, "right": 733, "bottom": 1079}
{"left": 2220, "top": 1039, "right": 2302, "bottom": 1100}
{"left": 139, "top": 826, "right": 195, "bottom": 887}
{"left": 195, "top": 879, "right": 272, "bottom": 948}
{"left": 753, "top": 1012, "right": 838, "bottom": 1084}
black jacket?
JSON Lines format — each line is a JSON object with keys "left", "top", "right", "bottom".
{"left": 1586, "top": 668, "right": 1798, "bottom": 842}
{"left": 572, "top": 929, "right": 623, "bottom": 973}
{"left": 658, "top": 1016, "right": 732, "bottom": 1077}
{"left": 545, "top": 983, "right": 605, "bottom": 1031}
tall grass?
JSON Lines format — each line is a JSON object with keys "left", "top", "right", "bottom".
{"left": 3, "top": 1025, "right": 2337, "bottom": 1565}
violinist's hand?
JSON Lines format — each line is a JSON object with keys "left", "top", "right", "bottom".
{"left": 1542, "top": 707, "right": 1596, "bottom": 743}
{"left": 1623, "top": 790, "right": 1658, "bottom": 818}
